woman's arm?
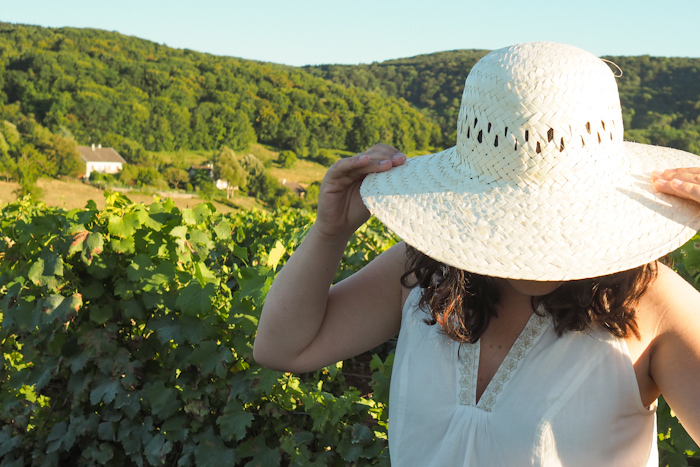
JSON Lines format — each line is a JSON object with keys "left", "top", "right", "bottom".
{"left": 253, "top": 144, "right": 407, "bottom": 373}
{"left": 646, "top": 268, "right": 700, "bottom": 443}
{"left": 650, "top": 167, "right": 700, "bottom": 443}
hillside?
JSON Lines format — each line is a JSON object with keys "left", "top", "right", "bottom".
{"left": 0, "top": 23, "right": 438, "bottom": 161}
{"left": 305, "top": 49, "right": 490, "bottom": 143}
{"left": 0, "top": 23, "right": 698, "bottom": 210}
{"left": 307, "top": 50, "right": 700, "bottom": 155}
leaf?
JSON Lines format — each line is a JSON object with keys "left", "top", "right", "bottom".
{"left": 147, "top": 382, "right": 180, "bottom": 419}
{"left": 82, "top": 232, "right": 104, "bottom": 265}
{"left": 170, "top": 225, "right": 188, "bottom": 240}
{"left": 194, "top": 261, "right": 217, "bottom": 286}
{"left": 98, "top": 422, "right": 116, "bottom": 441}
{"left": 175, "top": 282, "right": 216, "bottom": 316}
{"left": 110, "top": 236, "right": 135, "bottom": 254}
{"left": 337, "top": 435, "right": 364, "bottom": 462}
{"left": 214, "top": 220, "right": 233, "bottom": 240}
{"left": 193, "top": 427, "right": 237, "bottom": 467}
{"left": 181, "top": 208, "right": 198, "bottom": 226}
{"left": 266, "top": 240, "right": 286, "bottom": 270}
{"left": 0, "top": 426, "right": 22, "bottom": 458}
{"left": 91, "top": 443, "right": 114, "bottom": 464}
{"left": 104, "top": 191, "right": 132, "bottom": 208}
{"left": 90, "top": 378, "right": 120, "bottom": 405}
{"left": 187, "top": 340, "right": 223, "bottom": 376}
{"left": 351, "top": 423, "right": 373, "bottom": 445}
{"left": 108, "top": 212, "right": 141, "bottom": 238}
{"left": 38, "top": 294, "right": 65, "bottom": 316}
{"left": 235, "top": 266, "right": 273, "bottom": 305}
{"left": 178, "top": 316, "right": 218, "bottom": 344}
{"left": 69, "top": 230, "right": 89, "bottom": 256}
{"left": 149, "top": 316, "right": 184, "bottom": 344}
{"left": 90, "top": 305, "right": 114, "bottom": 325}
{"left": 127, "top": 254, "right": 153, "bottom": 282}
{"left": 193, "top": 203, "right": 213, "bottom": 224}
{"left": 217, "top": 401, "right": 254, "bottom": 442}
{"left": 246, "top": 366, "right": 282, "bottom": 395}
{"left": 82, "top": 280, "right": 105, "bottom": 299}
{"left": 40, "top": 294, "right": 82, "bottom": 325}
{"left": 28, "top": 253, "right": 64, "bottom": 290}
{"left": 370, "top": 353, "right": 393, "bottom": 405}
{"left": 188, "top": 228, "right": 213, "bottom": 258}
{"left": 114, "top": 391, "right": 141, "bottom": 420}
{"left": 46, "top": 421, "right": 76, "bottom": 453}
{"left": 144, "top": 433, "right": 174, "bottom": 466}
{"left": 236, "top": 435, "right": 280, "bottom": 467}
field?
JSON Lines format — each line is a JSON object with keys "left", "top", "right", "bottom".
{"left": 0, "top": 178, "right": 242, "bottom": 213}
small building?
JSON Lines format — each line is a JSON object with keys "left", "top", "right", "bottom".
{"left": 77, "top": 144, "right": 127, "bottom": 179}
{"left": 188, "top": 163, "right": 230, "bottom": 190}
{"left": 188, "top": 163, "right": 215, "bottom": 180}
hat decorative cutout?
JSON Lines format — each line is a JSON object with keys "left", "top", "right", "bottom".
{"left": 360, "top": 42, "right": 700, "bottom": 280}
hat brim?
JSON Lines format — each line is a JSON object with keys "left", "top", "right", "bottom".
{"left": 360, "top": 142, "right": 700, "bottom": 280}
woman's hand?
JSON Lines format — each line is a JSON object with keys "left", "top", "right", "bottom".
{"left": 652, "top": 168, "right": 700, "bottom": 204}
{"left": 315, "top": 144, "right": 406, "bottom": 239}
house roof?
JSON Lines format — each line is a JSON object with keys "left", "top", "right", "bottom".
{"left": 282, "top": 180, "right": 304, "bottom": 194}
{"left": 77, "top": 146, "right": 127, "bottom": 164}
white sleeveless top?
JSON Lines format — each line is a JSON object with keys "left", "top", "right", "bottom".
{"left": 389, "top": 288, "right": 658, "bottom": 466}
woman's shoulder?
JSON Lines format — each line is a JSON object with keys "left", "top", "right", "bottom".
{"left": 638, "top": 262, "right": 700, "bottom": 337}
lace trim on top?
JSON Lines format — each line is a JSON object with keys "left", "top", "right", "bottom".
{"left": 458, "top": 310, "right": 550, "bottom": 412}
{"left": 458, "top": 340, "right": 480, "bottom": 406}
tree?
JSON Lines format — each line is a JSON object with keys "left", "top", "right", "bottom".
{"left": 0, "top": 133, "right": 16, "bottom": 181}
{"left": 44, "top": 134, "right": 82, "bottom": 177}
{"left": 163, "top": 166, "right": 189, "bottom": 189}
{"left": 239, "top": 154, "right": 265, "bottom": 195}
{"left": 213, "top": 146, "right": 247, "bottom": 199}
{"left": 13, "top": 148, "right": 44, "bottom": 198}
{"left": 278, "top": 150, "right": 297, "bottom": 169}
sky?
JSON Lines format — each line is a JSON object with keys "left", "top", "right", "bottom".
{"left": 2, "top": 0, "right": 699, "bottom": 67}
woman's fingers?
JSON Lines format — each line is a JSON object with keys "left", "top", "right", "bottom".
{"left": 652, "top": 168, "right": 700, "bottom": 204}
{"left": 652, "top": 167, "right": 700, "bottom": 182}
{"left": 315, "top": 144, "right": 407, "bottom": 238}
{"left": 327, "top": 146, "right": 406, "bottom": 183}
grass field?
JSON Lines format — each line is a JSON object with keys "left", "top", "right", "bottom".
{"left": 0, "top": 145, "right": 439, "bottom": 213}
{"left": 0, "top": 178, "right": 239, "bottom": 213}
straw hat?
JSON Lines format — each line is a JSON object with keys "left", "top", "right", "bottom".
{"left": 360, "top": 42, "right": 700, "bottom": 280}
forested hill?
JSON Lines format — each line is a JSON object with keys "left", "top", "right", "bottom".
{"left": 1, "top": 21, "right": 699, "bottom": 185}
{"left": 305, "top": 50, "right": 490, "bottom": 143}
{"left": 0, "top": 23, "right": 438, "bottom": 160}
{"left": 306, "top": 50, "right": 700, "bottom": 155}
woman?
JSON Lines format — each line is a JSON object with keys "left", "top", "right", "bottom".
{"left": 254, "top": 43, "right": 700, "bottom": 465}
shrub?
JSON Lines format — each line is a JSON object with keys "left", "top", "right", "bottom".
{"left": 278, "top": 150, "right": 297, "bottom": 169}
{"left": 0, "top": 196, "right": 398, "bottom": 466}
{"left": 313, "top": 149, "right": 340, "bottom": 167}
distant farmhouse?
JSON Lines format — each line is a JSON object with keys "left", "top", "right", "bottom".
{"left": 77, "top": 144, "right": 126, "bottom": 179}
{"left": 188, "top": 163, "right": 229, "bottom": 190}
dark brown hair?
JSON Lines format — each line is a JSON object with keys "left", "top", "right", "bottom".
{"left": 400, "top": 245, "right": 657, "bottom": 343}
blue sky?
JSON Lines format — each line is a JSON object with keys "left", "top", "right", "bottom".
{"left": 3, "top": 0, "right": 699, "bottom": 66}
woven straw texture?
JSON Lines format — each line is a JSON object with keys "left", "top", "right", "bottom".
{"left": 360, "top": 42, "right": 700, "bottom": 280}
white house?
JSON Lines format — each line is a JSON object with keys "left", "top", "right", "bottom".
{"left": 77, "top": 144, "right": 127, "bottom": 179}
{"left": 188, "top": 163, "right": 230, "bottom": 190}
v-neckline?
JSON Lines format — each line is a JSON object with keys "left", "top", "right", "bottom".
{"left": 458, "top": 309, "right": 549, "bottom": 412}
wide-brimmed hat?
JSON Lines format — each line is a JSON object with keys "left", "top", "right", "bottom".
{"left": 360, "top": 42, "right": 700, "bottom": 280}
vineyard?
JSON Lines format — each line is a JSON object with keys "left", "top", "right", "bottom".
{"left": 0, "top": 195, "right": 698, "bottom": 466}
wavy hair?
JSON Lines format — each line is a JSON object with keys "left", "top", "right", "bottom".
{"left": 400, "top": 245, "right": 657, "bottom": 343}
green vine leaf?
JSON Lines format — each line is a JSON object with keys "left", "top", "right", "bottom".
{"left": 217, "top": 401, "right": 254, "bottom": 442}
{"left": 147, "top": 382, "right": 180, "bottom": 419}
{"left": 81, "top": 232, "right": 104, "bottom": 265}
